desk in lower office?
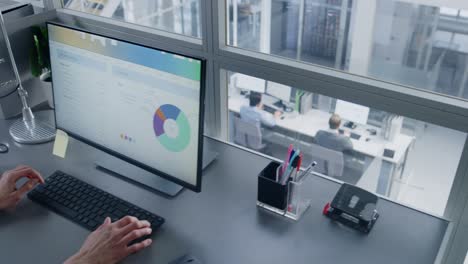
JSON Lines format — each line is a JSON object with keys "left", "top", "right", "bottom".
{"left": 229, "top": 95, "right": 414, "bottom": 197}
{"left": 0, "top": 115, "right": 447, "bottom": 264}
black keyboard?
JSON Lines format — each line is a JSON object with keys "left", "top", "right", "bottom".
{"left": 28, "top": 171, "right": 165, "bottom": 233}
{"left": 350, "top": 132, "right": 361, "bottom": 140}
{"left": 263, "top": 105, "right": 279, "bottom": 114}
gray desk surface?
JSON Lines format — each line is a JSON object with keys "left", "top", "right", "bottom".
{"left": 0, "top": 113, "right": 448, "bottom": 264}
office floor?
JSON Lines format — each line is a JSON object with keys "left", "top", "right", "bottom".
{"left": 394, "top": 124, "right": 465, "bottom": 216}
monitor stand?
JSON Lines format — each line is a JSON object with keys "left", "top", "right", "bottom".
{"left": 95, "top": 149, "right": 218, "bottom": 197}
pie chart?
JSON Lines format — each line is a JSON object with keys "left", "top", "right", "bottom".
{"left": 153, "top": 104, "right": 191, "bottom": 152}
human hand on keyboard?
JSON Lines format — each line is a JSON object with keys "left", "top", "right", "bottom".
{"left": 65, "top": 216, "right": 152, "bottom": 264}
{"left": 274, "top": 111, "right": 282, "bottom": 119}
{"left": 0, "top": 165, "right": 44, "bottom": 210}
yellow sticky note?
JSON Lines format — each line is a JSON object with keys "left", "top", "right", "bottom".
{"left": 52, "top": 129, "right": 69, "bottom": 158}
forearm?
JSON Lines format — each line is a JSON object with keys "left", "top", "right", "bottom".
{"left": 64, "top": 252, "right": 91, "bottom": 264}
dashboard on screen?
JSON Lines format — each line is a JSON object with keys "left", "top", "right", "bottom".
{"left": 48, "top": 23, "right": 205, "bottom": 191}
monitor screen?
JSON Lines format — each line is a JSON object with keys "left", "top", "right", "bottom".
{"left": 48, "top": 23, "right": 204, "bottom": 192}
{"left": 266, "top": 81, "right": 291, "bottom": 102}
{"left": 334, "top": 100, "right": 370, "bottom": 125}
{"left": 234, "top": 73, "right": 265, "bottom": 93}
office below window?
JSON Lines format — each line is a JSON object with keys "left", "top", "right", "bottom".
{"left": 227, "top": 71, "right": 467, "bottom": 216}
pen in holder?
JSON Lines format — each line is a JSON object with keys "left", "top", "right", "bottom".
{"left": 257, "top": 161, "right": 313, "bottom": 221}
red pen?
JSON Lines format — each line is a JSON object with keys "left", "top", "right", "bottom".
{"left": 297, "top": 154, "right": 303, "bottom": 172}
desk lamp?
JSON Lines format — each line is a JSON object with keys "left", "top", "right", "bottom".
{"left": 0, "top": 11, "right": 55, "bottom": 144}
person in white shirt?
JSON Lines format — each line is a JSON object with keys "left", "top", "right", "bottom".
{"left": 240, "top": 92, "right": 281, "bottom": 127}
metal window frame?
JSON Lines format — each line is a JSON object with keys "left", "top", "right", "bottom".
{"left": 212, "top": 2, "right": 468, "bottom": 263}
{"left": 44, "top": 0, "right": 468, "bottom": 263}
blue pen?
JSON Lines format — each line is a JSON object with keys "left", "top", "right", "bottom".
{"left": 281, "top": 150, "right": 300, "bottom": 185}
{"left": 282, "top": 149, "right": 295, "bottom": 178}
{"left": 280, "top": 144, "right": 294, "bottom": 178}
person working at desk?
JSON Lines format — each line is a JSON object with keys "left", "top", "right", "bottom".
{"left": 240, "top": 91, "right": 282, "bottom": 127}
{"left": 315, "top": 114, "right": 354, "bottom": 155}
{"left": 0, "top": 166, "right": 152, "bottom": 264}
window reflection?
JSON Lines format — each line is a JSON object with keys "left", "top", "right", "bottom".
{"left": 63, "top": 0, "right": 202, "bottom": 38}
{"left": 227, "top": 0, "right": 468, "bottom": 100}
{"left": 13, "top": 0, "right": 44, "bottom": 7}
{"left": 227, "top": 71, "right": 466, "bottom": 216}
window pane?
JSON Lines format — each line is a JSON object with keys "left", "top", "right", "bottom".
{"left": 226, "top": 70, "right": 467, "bottom": 216}
{"left": 226, "top": 0, "right": 468, "bottom": 100}
{"left": 63, "top": 0, "right": 202, "bottom": 38}
{"left": 13, "top": 0, "right": 44, "bottom": 8}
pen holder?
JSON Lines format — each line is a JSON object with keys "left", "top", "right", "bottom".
{"left": 257, "top": 161, "right": 311, "bottom": 221}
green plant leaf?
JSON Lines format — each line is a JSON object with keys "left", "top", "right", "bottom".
{"left": 30, "top": 47, "right": 40, "bottom": 77}
{"left": 30, "top": 25, "right": 51, "bottom": 76}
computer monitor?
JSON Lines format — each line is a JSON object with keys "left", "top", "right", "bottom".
{"left": 334, "top": 100, "right": 370, "bottom": 125}
{"left": 234, "top": 73, "right": 266, "bottom": 93}
{"left": 266, "top": 81, "right": 291, "bottom": 102}
{"left": 48, "top": 23, "right": 205, "bottom": 193}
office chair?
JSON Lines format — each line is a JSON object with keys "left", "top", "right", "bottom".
{"left": 233, "top": 116, "right": 267, "bottom": 151}
{"left": 310, "top": 143, "right": 344, "bottom": 178}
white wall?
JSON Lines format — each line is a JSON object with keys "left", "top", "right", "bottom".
{"left": 398, "top": 0, "right": 468, "bottom": 9}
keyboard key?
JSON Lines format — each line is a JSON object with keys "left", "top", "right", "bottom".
{"left": 117, "top": 204, "right": 130, "bottom": 212}
{"left": 87, "top": 220, "right": 98, "bottom": 229}
{"left": 113, "top": 209, "right": 126, "bottom": 218}
{"left": 35, "top": 185, "right": 45, "bottom": 193}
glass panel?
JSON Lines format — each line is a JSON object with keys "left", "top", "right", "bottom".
{"left": 226, "top": 0, "right": 468, "bottom": 100}
{"left": 14, "top": 0, "right": 44, "bottom": 8}
{"left": 226, "top": 70, "right": 467, "bottom": 216}
{"left": 63, "top": 0, "right": 202, "bottom": 38}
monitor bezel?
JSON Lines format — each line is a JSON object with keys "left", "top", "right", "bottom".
{"left": 47, "top": 22, "right": 205, "bottom": 193}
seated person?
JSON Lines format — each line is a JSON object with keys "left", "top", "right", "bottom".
{"left": 240, "top": 92, "right": 281, "bottom": 127}
{"left": 315, "top": 114, "right": 354, "bottom": 156}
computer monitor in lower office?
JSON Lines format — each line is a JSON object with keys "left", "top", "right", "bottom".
{"left": 266, "top": 81, "right": 291, "bottom": 109}
{"left": 334, "top": 100, "right": 370, "bottom": 127}
{"left": 48, "top": 23, "right": 205, "bottom": 195}
{"left": 234, "top": 73, "right": 266, "bottom": 94}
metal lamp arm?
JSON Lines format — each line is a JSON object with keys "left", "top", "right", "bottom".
{"left": 0, "top": 11, "right": 34, "bottom": 121}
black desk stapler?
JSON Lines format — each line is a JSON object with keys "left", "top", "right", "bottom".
{"left": 323, "top": 183, "right": 379, "bottom": 233}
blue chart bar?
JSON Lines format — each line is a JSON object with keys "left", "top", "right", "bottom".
{"left": 161, "top": 104, "right": 180, "bottom": 120}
